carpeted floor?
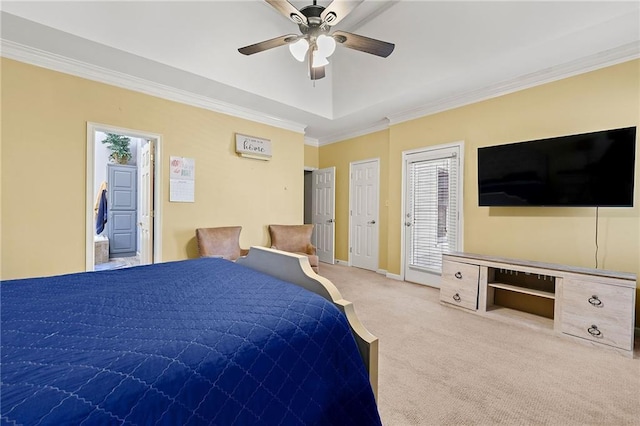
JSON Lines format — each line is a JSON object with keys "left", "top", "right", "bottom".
{"left": 318, "top": 262, "right": 640, "bottom": 426}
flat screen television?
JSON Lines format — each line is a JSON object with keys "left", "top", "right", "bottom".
{"left": 478, "top": 127, "right": 636, "bottom": 207}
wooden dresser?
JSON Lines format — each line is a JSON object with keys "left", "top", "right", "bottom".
{"left": 440, "top": 252, "right": 637, "bottom": 357}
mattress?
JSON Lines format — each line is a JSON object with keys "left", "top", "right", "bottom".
{"left": 1, "top": 258, "right": 380, "bottom": 425}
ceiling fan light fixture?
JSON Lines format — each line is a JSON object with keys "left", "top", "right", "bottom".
{"left": 312, "top": 50, "right": 329, "bottom": 68}
{"left": 239, "top": 1, "right": 395, "bottom": 80}
{"left": 316, "top": 34, "right": 336, "bottom": 58}
{"left": 289, "top": 38, "right": 309, "bottom": 62}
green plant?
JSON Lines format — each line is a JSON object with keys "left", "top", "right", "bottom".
{"left": 102, "top": 133, "right": 132, "bottom": 164}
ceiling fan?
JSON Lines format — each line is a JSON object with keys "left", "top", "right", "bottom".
{"left": 238, "top": 0, "right": 395, "bottom": 80}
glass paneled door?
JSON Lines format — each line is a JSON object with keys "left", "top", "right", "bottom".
{"left": 403, "top": 143, "right": 463, "bottom": 287}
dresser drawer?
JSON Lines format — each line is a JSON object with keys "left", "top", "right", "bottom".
{"left": 561, "top": 278, "right": 634, "bottom": 350}
{"left": 440, "top": 260, "right": 479, "bottom": 310}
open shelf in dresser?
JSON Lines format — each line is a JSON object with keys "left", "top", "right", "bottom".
{"left": 487, "top": 282, "right": 555, "bottom": 299}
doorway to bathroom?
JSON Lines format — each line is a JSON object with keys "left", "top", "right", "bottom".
{"left": 86, "top": 123, "right": 163, "bottom": 271}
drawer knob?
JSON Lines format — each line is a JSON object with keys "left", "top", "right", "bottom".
{"left": 454, "top": 272, "right": 463, "bottom": 279}
{"left": 588, "top": 295, "right": 602, "bottom": 307}
{"left": 453, "top": 293, "right": 461, "bottom": 302}
{"left": 587, "top": 325, "right": 602, "bottom": 337}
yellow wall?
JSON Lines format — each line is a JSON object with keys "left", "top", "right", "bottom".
{"left": 319, "top": 129, "right": 390, "bottom": 269}
{"left": 304, "top": 144, "right": 319, "bottom": 169}
{"left": 2, "top": 57, "right": 638, "bottom": 321}
{"left": 320, "top": 59, "right": 639, "bottom": 323}
{"left": 1, "top": 58, "right": 305, "bottom": 279}
{"left": 387, "top": 60, "right": 639, "bottom": 275}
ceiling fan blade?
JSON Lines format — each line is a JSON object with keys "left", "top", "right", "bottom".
{"left": 310, "top": 66, "right": 326, "bottom": 80}
{"left": 321, "top": 0, "right": 361, "bottom": 26}
{"left": 332, "top": 30, "right": 395, "bottom": 57}
{"left": 265, "top": 0, "right": 308, "bottom": 26}
{"left": 238, "top": 34, "right": 299, "bottom": 55}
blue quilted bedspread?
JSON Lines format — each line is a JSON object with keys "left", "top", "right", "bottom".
{"left": 1, "top": 258, "right": 380, "bottom": 425}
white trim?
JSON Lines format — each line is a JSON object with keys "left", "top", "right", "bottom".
{"left": 388, "top": 42, "right": 640, "bottom": 127}
{"left": 3, "top": 38, "right": 636, "bottom": 146}
{"left": 318, "top": 119, "right": 390, "bottom": 146}
{"left": 304, "top": 137, "right": 320, "bottom": 147}
{"left": 386, "top": 273, "right": 403, "bottom": 281}
{"left": 303, "top": 166, "right": 318, "bottom": 172}
{"left": 86, "top": 122, "right": 163, "bottom": 271}
{"left": 456, "top": 144, "right": 465, "bottom": 254}
{"left": 348, "top": 158, "right": 381, "bottom": 271}
{"left": 348, "top": 162, "right": 354, "bottom": 268}
{"left": 400, "top": 141, "right": 465, "bottom": 284}
{"left": 0, "top": 39, "right": 640, "bottom": 146}
{"left": 86, "top": 125, "right": 96, "bottom": 271}
{"left": 3, "top": 39, "right": 306, "bottom": 134}
{"left": 376, "top": 269, "right": 387, "bottom": 275}
{"left": 402, "top": 140, "right": 465, "bottom": 158}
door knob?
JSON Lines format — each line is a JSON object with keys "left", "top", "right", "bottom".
{"left": 327, "top": 219, "right": 334, "bottom": 223}
{"left": 368, "top": 220, "right": 376, "bottom": 224}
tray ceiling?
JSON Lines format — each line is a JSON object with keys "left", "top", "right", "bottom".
{"left": 1, "top": 1, "right": 638, "bottom": 144}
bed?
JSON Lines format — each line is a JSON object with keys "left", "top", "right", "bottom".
{"left": 1, "top": 247, "right": 380, "bottom": 425}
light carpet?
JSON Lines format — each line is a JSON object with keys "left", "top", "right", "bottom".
{"left": 319, "top": 262, "right": 640, "bottom": 426}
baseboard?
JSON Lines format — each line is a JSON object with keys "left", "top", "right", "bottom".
{"left": 386, "top": 272, "right": 403, "bottom": 281}
{"left": 331, "top": 262, "right": 403, "bottom": 281}
{"left": 333, "top": 260, "right": 391, "bottom": 277}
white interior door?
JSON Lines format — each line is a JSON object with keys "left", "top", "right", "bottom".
{"left": 350, "top": 159, "right": 379, "bottom": 271}
{"left": 312, "top": 167, "right": 335, "bottom": 264}
{"left": 403, "top": 143, "right": 463, "bottom": 288}
{"left": 139, "top": 140, "right": 154, "bottom": 265}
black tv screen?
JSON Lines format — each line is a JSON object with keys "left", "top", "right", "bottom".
{"left": 478, "top": 127, "right": 636, "bottom": 207}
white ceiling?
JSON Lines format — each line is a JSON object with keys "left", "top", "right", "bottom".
{"left": 1, "top": 1, "right": 639, "bottom": 144}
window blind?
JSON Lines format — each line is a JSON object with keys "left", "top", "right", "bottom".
{"left": 407, "top": 153, "right": 458, "bottom": 272}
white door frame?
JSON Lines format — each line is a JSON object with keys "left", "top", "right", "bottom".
{"left": 400, "top": 141, "right": 464, "bottom": 283}
{"left": 348, "top": 158, "right": 380, "bottom": 270}
{"left": 86, "top": 122, "right": 163, "bottom": 271}
{"left": 139, "top": 141, "right": 154, "bottom": 265}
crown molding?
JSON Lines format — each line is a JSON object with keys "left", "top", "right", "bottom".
{"left": 318, "top": 119, "right": 390, "bottom": 146}
{"left": 388, "top": 42, "right": 640, "bottom": 126}
{"left": 304, "top": 137, "right": 320, "bottom": 147}
{"left": 0, "top": 39, "right": 307, "bottom": 134}
{"left": 317, "top": 42, "right": 639, "bottom": 146}
{"left": 3, "top": 37, "right": 637, "bottom": 143}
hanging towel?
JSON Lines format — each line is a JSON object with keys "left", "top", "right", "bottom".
{"left": 95, "top": 187, "right": 108, "bottom": 234}
{"left": 94, "top": 181, "right": 107, "bottom": 214}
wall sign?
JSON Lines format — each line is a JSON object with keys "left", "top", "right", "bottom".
{"left": 235, "top": 133, "right": 272, "bottom": 160}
